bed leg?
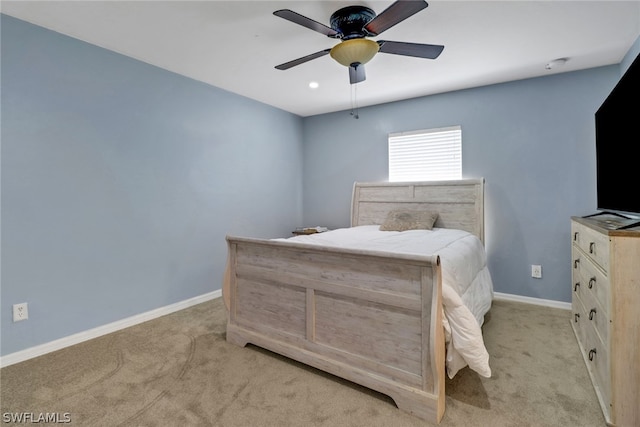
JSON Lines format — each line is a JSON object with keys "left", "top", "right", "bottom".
{"left": 225, "top": 326, "right": 249, "bottom": 348}
{"left": 389, "top": 392, "right": 444, "bottom": 424}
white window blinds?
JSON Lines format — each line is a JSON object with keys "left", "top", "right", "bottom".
{"left": 388, "top": 126, "right": 462, "bottom": 182}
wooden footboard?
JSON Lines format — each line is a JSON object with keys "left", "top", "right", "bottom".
{"left": 224, "top": 236, "right": 446, "bottom": 423}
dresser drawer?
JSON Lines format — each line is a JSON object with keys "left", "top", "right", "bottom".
{"left": 571, "top": 289, "right": 588, "bottom": 346}
{"left": 582, "top": 298, "right": 609, "bottom": 348}
{"left": 572, "top": 291, "right": 611, "bottom": 409}
{"left": 571, "top": 246, "right": 610, "bottom": 317}
{"left": 572, "top": 221, "right": 610, "bottom": 272}
{"left": 582, "top": 319, "right": 612, "bottom": 417}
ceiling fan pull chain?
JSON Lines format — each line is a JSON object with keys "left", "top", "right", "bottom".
{"left": 350, "top": 83, "right": 359, "bottom": 119}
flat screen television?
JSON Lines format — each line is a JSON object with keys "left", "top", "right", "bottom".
{"left": 594, "top": 51, "right": 640, "bottom": 222}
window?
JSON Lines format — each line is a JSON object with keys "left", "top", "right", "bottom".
{"left": 388, "top": 126, "right": 462, "bottom": 182}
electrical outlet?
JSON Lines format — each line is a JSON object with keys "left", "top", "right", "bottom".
{"left": 531, "top": 265, "right": 542, "bottom": 279}
{"left": 13, "top": 303, "right": 29, "bottom": 322}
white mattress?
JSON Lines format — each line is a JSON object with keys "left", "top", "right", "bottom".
{"left": 275, "top": 225, "right": 494, "bottom": 379}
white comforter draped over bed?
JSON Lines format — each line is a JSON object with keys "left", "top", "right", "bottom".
{"left": 275, "top": 225, "right": 494, "bottom": 379}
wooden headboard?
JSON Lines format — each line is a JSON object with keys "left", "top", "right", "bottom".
{"left": 351, "top": 179, "right": 485, "bottom": 243}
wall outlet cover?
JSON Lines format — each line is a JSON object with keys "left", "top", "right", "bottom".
{"left": 13, "top": 303, "right": 29, "bottom": 322}
{"left": 531, "top": 265, "right": 542, "bottom": 279}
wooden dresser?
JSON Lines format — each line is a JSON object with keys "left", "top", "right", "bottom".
{"left": 570, "top": 215, "right": 640, "bottom": 426}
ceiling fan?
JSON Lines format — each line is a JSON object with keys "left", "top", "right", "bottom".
{"left": 273, "top": 0, "right": 444, "bottom": 84}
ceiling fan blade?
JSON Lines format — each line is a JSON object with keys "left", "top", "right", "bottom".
{"left": 377, "top": 40, "right": 444, "bottom": 59}
{"left": 364, "top": 0, "right": 428, "bottom": 36}
{"left": 349, "top": 64, "right": 367, "bottom": 84}
{"left": 275, "top": 49, "right": 332, "bottom": 70}
{"left": 274, "top": 9, "right": 340, "bottom": 38}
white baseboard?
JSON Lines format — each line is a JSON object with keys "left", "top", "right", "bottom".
{"left": 0, "top": 291, "right": 221, "bottom": 368}
{"left": 493, "top": 291, "right": 571, "bottom": 310}
{"left": 1, "top": 290, "right": 567, "bottom": 368}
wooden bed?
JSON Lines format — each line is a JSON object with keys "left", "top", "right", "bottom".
{"left": 223, "top": 179, "right": 485, "bottom": 423}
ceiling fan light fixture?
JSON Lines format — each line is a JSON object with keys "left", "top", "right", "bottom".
{"left": 330, "top": 39, "right": 379, "bottom": 67}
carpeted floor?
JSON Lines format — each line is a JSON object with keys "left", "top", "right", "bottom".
{"left": 0, "top": 298, "right": 605, "bottom": 426}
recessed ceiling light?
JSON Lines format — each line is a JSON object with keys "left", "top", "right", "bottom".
{"left": 309, "top": 81, "right": 319, "bottom": 89}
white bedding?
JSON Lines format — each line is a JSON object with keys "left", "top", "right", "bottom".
{"left": 275, "top": 225, "right": 493, "bottom": 379}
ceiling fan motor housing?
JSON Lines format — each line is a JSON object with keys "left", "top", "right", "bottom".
{"left": 330, "top": 6, "right": 376, "bottom": 39}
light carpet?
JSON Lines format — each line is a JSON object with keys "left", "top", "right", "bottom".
{"left": 0, "top": 298, "right": 605, "bottom": 426}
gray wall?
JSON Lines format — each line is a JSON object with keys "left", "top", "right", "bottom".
{"left": 1, "top": 15, "right": 304, "bottom": 356}
{"left": 2, "top": 13, "right": 638, "bottom": 357}
{"left": 301, "top": 63, "right": 631, "bottom": 303}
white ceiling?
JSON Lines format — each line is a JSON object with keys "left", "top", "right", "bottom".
{"left": 2, "top": 1, "right": 639, "bottom": 117}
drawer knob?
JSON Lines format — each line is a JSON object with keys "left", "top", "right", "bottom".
{"left": 574, "top": 259, "right": 580, "bottom": 269}
{"left": 589, "top": 308, "right": 597, "bottom": 320}
{"left": 573, "top": 231, "right": 579, "bottom": 241}
{"left": 588, "top": 277, "right": 596, "bottom": 289}
{"left": 574, "top": 282, "right": 580, "bottom": 292}
{"left": 589, "top": 348, "right": 597, "bottom": 361}
{"left": 574, "top": 313, "right": 580, "bottom": 323}
{"left": 589, "top": 242, "right": 595, "bottom": 254}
